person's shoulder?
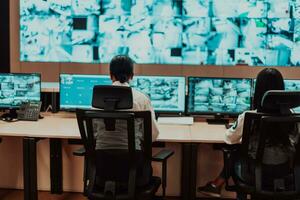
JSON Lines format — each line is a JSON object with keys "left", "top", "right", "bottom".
{"left": 132, "top": 88, "right": 151, "bottom": 104}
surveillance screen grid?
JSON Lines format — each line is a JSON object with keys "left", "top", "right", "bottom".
{"left": 0, "top": 74, "right": 41, "bottom": 108}
{"left": 20, "top": 0, "right": 300, "bottom": 66}
{"left": 131, "top": 76, "right": 186, "bottom": 112}
{"left": 188, "top": 77, "right": 252, "bottom": 114}
{"left": 284, "top": 79, "right": 300, "bottom": 113}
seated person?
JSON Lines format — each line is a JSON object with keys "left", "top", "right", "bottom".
{"left": 92, "top": 55, "right": 159, "bottom": 185}
{"left": 198, "top": 68, "right": 300, "bottom": 197}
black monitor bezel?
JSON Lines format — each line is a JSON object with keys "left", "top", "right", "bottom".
{"left": 0, "top": 72, "right": 41, "bottom": 109}
{"left": 132, "top": 75, "right": 186, "bottom": 114}
{"left": 59, "top": 73, "right": 111, "bottom": 111}
{"left": 187, "top": 76, "right": 253, "bottom": 116}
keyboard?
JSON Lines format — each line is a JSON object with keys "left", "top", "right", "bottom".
{"left": 157, "top": 117, "right": 194, "bottom": 125}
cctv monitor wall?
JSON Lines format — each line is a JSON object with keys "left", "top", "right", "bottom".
{"left": 59, "top": 74, "right": 111, "bottom": 109}
{"left": 19, "top": 0, "right": 300, "bottom": 66}
{"left": 188, "top": 77, "right": 252, "bottom": 115}
{"left": 0, "top": 73, "right": 41, "bottom": 108}
{"left": 131, "top": 76, "right": 186, "bottom": 113}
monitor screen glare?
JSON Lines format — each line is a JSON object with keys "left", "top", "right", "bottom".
{"left": 0, "top": 73, "right": 41, "bottom": 108}
{"left": 188, "top": 77, "right": 252, "bottom": 114}
{"left": 131, "top": 76, "right": 186, "bottom": 112}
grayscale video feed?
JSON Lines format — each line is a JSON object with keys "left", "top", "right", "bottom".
{"left": 0, "top": 74, "right": 41, "bottom": 108}
{"left": 19, "top": 0, "right": 300, "bottom": 66}
{"left": 131, "top": 76, "right": 185, "bottom": 112}
{"left": 285, "top": 79, "right": 300, "bottom": 113}
{"left": 188, "top": 78, "right": 252, "bottom": 114}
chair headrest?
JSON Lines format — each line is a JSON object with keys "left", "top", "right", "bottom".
{"left": 92, "top": 85, "right": 133, "bottom": 111}
{"left": 261, "top": 90, "right": 300, "bottom": 114}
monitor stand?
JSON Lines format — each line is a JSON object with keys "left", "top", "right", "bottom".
{"left": 206, "top": 114, "right": 229, "bottom": 125}
{"left": 1, "top": 109, "right": 18, "bottom": 120}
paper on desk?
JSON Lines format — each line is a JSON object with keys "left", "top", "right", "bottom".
{"left": 157, "top": 117, "right": 194, "bottom": 125}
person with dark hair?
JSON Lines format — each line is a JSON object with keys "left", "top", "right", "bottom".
{"left": 93, "top": 55, "right": 159, "bottom": 150}
{"left": 198, "top": 68, "right": 299, "bottom": 197}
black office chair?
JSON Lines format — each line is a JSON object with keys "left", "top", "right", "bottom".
{"left": 222, "top": 91, "right": 300, "bottom": 200}
{"left": 75, "top": 85, "right": 173, "bottom": 200}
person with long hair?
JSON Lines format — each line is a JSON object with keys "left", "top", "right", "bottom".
{"left": 198, "top": 68, "right": 299, "bottom": 197}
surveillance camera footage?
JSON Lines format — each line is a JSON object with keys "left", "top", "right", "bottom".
{"left": 0, "top": 74, "right": 41, "bottom": 108}
{"left": 188, "top": 77, "right": 252, "bottom": 114}
{"left": 131, "top": 76, "right": 186, "bottom": 112}
{"left": 20, "top": 0, "right": 300, "bottom": 66}
{"left": 284, "top": 79, "right": 300, "bottom": 113}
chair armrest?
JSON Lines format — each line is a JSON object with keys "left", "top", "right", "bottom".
{"left": 152, "top": 149, "right": 174, "bottom": 162}
{"left": 151, "top": 149, "right": 174, "bottom": 197}
{"left": 73, "top": 147, "right": 86, "bottom": 156}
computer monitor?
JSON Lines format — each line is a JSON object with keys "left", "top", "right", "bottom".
{"left": 188, "top": 77, "right": 252, "bottom": 116}
{"left": 130, "top": 76, "right": 186, "bottom": 113}
{"left": 0, "top": 73, "right": 41, "bottom": 108}
{"left": 253, "top": 79, "right": 300, "bottom": 113}
{"left": 284, "top": 79, "right": 300, "bottom": 113}
{"left": 59, "top": 74, "right": 111, "bottom": 110}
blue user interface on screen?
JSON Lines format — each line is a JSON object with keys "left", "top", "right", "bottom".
{"left": 20, "top": 0, "right": 300, "bottom": 66}
{"left": 60, "top": 74, "right": 111, "bottom": 109}
{"left": 0, "top": 73, "right": 41, "bottom": 108}
{"left": 131, "top": 76, "right": 186, "bottom": 112}
{"left": 188, "top": 77, "right": 252, "bottom": 114}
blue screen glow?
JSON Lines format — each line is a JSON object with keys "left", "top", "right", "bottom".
{"left": 131, "top": 76, "right": 186, "bottom": 112}
{"left": 0, "top": 73, "right": 41, "bottom": 108}
{"left": 60, "top": 74, "right": 111, "bottom": 109}
{"left": 188, "top": 77, "right": 252, "bottom": 114}
{"left": 19, "top": 0, "right": 300, "bottom": 66}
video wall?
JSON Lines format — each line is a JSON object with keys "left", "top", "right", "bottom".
{"left": 20, "top": 0, "right": 300, "bottom": 66}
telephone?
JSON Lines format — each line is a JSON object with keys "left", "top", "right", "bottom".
{"left": 17, "top": 101, "right": 42, "bottom": 121}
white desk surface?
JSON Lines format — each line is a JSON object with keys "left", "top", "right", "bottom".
{"left": 190, "top": 122, "right": 226, "bottom": 143}
{"left": 0, "top": 113, "right": 226, "bottom": 143}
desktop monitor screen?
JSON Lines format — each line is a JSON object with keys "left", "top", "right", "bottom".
{"left": 130, "top": 76, "right": 186, "bottom": 113}
{"left": 0, "top": 73, "right": 41, "bottom": 108}
{"left": 253, "top": 79, "right": 300, "bottom": 113}
{"left": 188, "top": 77, "right": 252, "bottom": 115}
{"left": 284, "top": 79, "right": 300, "bottom": 113}
{"left": 59, "top": 74, "right": 111, "bottom": 109}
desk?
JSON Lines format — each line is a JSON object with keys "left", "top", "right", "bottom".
{"left": 0, "top": 114, "right": 226, "bottom": 200}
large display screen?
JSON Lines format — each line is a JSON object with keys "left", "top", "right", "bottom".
{"left": 20, "top": 0, "right": 300, "bottom": 66}
{"left": 188, "top": 77, "right": 252, "bottom": 114}
{"left": 131, "top": 76, "right": 186, "bottom": 112}
{"left": 0, "top": 73, "right": 41, "bottom": 108}
{"left": 60, "top": 74, "right": 111, "bottom": 109}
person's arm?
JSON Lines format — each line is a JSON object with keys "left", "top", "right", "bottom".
{"left": 224, "top": 112, "right": 246, "bottom": 144}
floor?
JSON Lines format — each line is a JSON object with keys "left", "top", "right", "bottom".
{"left": 0, "top": 190, "right": 185, "bottom": 200}
{"left": 0, "top": 189, "right": 227, "bottom": 200}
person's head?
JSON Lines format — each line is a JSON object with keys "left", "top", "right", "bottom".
{"left": 253, "top": 68, "right": 284, "bottom": 112}
{"left": 109, "top": 55, "right": 134, "bottom": 83}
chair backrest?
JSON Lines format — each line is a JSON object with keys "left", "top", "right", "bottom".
{"left": 240, "top": 91, "right": 300, "bottom": 196}
{"left": 76, "top": 86, "right": 153, "bottom": 199}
